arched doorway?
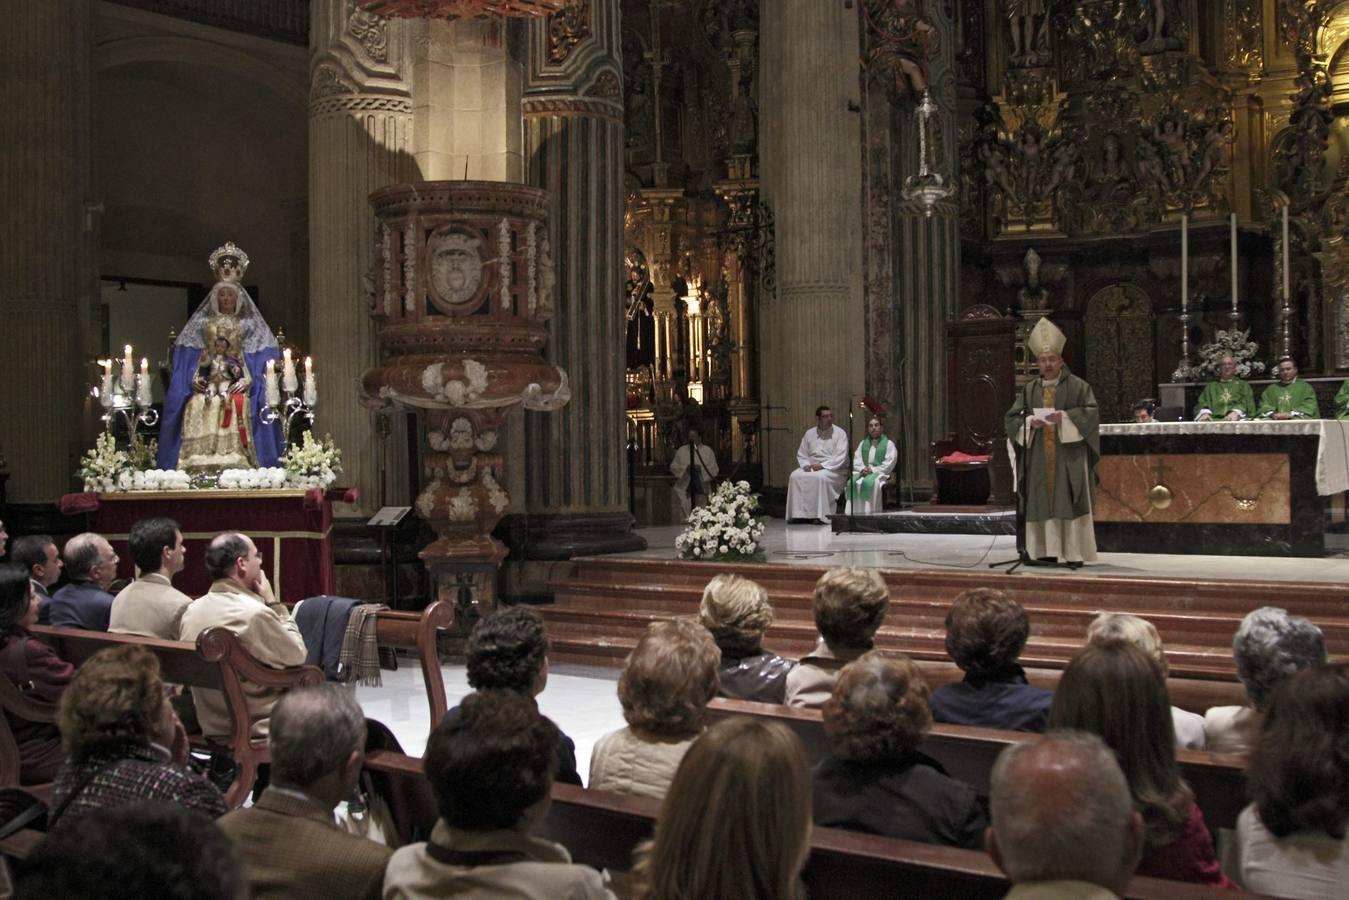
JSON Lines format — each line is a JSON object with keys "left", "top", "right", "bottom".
{"left": 1085, "top": 283, "right": 1156, "bottom": 424}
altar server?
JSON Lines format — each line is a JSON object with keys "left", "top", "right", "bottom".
{"left": 787, "top": 406, "right": 850, "bottom": 524}
{"left": 1257, "top": 357, "right": 1318, "bottom": 419}
{"left": 844, "top": 416, "right": 898, "bottom": 515}
{"left": 1193, "top": 355, "right": 1254, "bottom": 421}
{"left": 670, "top": 425, "right": 719, "bottom": 521}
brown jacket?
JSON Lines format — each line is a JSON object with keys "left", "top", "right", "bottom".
{"left": 783, "top": 639, "right": 870, "bottom": 709}
{"left": 217, "top": 788, "right": 391, "bottom": 900}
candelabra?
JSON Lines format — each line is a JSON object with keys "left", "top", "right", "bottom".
{"left": 902, "top": 90, "right": 954, "bottom": 217}
{"left": 97, "top": 350, "right": 159, "bottom": 455}
{"left": 259, "top": 382, "right": 316, "bottom": 453}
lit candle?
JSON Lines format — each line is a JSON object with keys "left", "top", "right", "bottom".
{"left": 303, "top": 361, "right": 317, "bottom": 407}
{"left": 1230, "top": 213, "right": 1239, "bottom": 315}
{"left": 121, "top": 344, "right": 134, "bottom": 392}
{"left": 282, "top": 348, "right": 298, "bottom": 393}
{"left": 265, "top": 359, "right": 280, "bottom": 408}
{"left": 99, "top": 360, "right": 114, "bottom": 409}
{"left": 1180, "top": 214, "right": 1188, "bottom": 310}
{"left": 1282, "top": 201, "right": 1291, "bottom": 302}
{"left": 137, "top": 358, "right": 152, "bottom": 406}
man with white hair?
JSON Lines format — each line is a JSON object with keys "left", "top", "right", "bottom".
{"left": 45, "top": 532, "right": 118, "bottom": 630}
{"left": 1004, "top": 318, "right": 1100, "bottom": 567}
{"left": 988, "top": 731, "right": 1144, "bottom": 898}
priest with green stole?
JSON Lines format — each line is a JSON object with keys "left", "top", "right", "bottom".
{"left": 1193, "top": 354, "right": 1255, "bottom": 421}
{"left": 1257, "top": 357, "right": 1319, "bottom": 419}
{"left": 844, "top": 415, "right": 898, "bottom": 515}
{"left": 1004, "top": 318, "right": 1100, "bottom": 568}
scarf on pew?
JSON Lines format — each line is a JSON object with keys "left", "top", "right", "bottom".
{"left": 339, "top": 603, "right": 388, "bottom": 687}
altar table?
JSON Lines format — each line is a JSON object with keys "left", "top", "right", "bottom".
{"left": 66, "top": 489, "right": 342, "bottom": 602}
{"left": 1095, "top": 420, "right": 1349, "bottom": 557}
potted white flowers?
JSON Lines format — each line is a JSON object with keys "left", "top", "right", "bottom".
{"left": 280, "top": 431, "right": 342, "bottom": 490}
{"left": 79, "top": 433, "right": 132, "bottom": 493}
{"left": 674, "top": 480, "right": 767, "bottom": 562}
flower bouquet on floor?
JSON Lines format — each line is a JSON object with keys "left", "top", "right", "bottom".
{"left": 675, "top": 480, "right": 767, "bottom": 562}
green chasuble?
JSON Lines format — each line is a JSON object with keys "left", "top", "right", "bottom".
{"left": 1004, "top": 369, "right": 1100, "bottom": 523}
{"left": 1256, "top": 380, "right": 1319, "bottom": 418}
{"left": 1193, "top": 378, "right": 1255, "bottom": 420}
{"left": 1335, "top": 380, "right": 1349, "bottom": 419}
{"left": 846, "top": 436, "right": 891, "bottom": 500}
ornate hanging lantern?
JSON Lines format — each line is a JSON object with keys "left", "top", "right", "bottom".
{"left": 358, "top": 0, "right": 566, "bottom": 17}
{"left": 902, "top": 90, "right": 954, "bottom": 218}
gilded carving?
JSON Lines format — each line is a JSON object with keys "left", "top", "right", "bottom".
{"left": 1084, "top": 283, "right": 1155, "bottom": 425}
{"left": 1226, "top": 0, "right": 1264, "bottom": 71}
{"left": 1005, "top": 0, "right": 1052, "bottom": 68}
{"left": 548, "top": 0, "right": 592, "bottom": 65}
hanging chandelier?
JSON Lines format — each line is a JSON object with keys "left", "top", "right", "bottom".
{"left": 358, "top": 0, "right": 566, "bottom": 17}
{"left": 902, "top": 89, "right": 954, "bottom": 217}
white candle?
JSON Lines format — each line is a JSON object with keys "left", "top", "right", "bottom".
{"left": 1180, "top": 214, "right": 1188, "bottom": 310}
{"left": 303, "top": 368, "right": 317, "bottom": 407}
{"left": 137, "top": 358, "right": 152, "bottom": 406}
{"left": 100, "top": 362, "right": 114, "bottom": 409}
{"left": 265, "top": 359, "right": 280, "bottom": 408}
{"left": 121, "top": 344, "right": 134, "bottom": 392}
{"left": 282, "top": 348, "right": 298, "bottom": 393}
{"left": 1230, "top": 213, "right": 1239, "bottom": 315}
{"left": 1282, "top": 201, "right": 1291, "bottom": 302}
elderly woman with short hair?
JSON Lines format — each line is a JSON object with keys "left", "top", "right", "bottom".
{"left": 51, "top": 644, "right": 226, "bottom": 825}
{"left": 589, "top": 619, "right": 720, "bottom": 800}
{"left": 698, "top": 574, "right": 796, "bottom": 704}
{"left": 785, "top": 567, "right": 891, "bottom": 709}
{"left": 812, "top": 651, "right": 985, "bottom": 849}
{"left": 1087, "top": 612, "right": 1206, "bottom": 750}
{"left": 1205, "top": 607, "right": 1326, "bottom": 754}
{"left": 0, "top": 563, "right": 74, "bottom": 785}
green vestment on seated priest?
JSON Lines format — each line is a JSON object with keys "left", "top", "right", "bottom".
{"left": 1334, "top": 380, "right": 1349, "bottom": 419}
{"left": 1256, "top": 380, "right": 1319, "bottom": 418}
{"left": 1193, "top": 378, "right": 1254, "bottom": 420}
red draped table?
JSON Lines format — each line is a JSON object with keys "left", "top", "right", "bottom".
{"left": 63, "top": 489, "right": 350, "bottom": 603}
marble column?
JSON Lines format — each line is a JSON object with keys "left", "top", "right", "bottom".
{"left": 511, "top": 0, "right": 644, "bottom": 558}
{"left": 309, "top": 1, "right": 416, "bottom": 512}
{"left": 759, "top": 0, "right": 866, "bottom": 487}
{"left": 0, "top": 1, "right": 92, "bottom": 503}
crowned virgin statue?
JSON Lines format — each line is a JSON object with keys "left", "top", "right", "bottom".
{"left": 156, "top": 242, "right": 283, "bottom": 471}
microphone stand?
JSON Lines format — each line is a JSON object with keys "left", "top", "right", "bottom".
{"left": 990, "top": 395, "right": 1034, "bottom": 573}
{"left": 844, "top": 403, "right": 856, "bottom": 531}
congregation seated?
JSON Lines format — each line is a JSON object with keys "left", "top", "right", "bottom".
{"left": 785, "top": 567, "right": 890, "bottom": 708}
{"left": 1231, "top": 663, "right": 1349, "bottom": 897}
{"left": 1085, "top": 613, "right": 1205, "bottom": 750}
{"left": 698, "top": 574, "right": 796, "bottom": 704}
{"left": 0, "top": 564, "right": 74, "bottom": 784}
{"left": 384, "top": 690, "right": 614, "bottom": 900}
{"left": 109, "top": 517, "right": 192, "bottom": 639}
{"left": 9, "top": 534, "right": 61, "bottom": 608}
{"left": 457, "top": 605, "right": 582, "bottom": 785}
{"left": 987, "top": 732, "right": 1145, "bottom": 900}
{"left": 929, "top": 588, "right": 1051, "bottom": 732}
{"left": 43, "top": 532, "right": 118, "bottom": 631}
{"left": 589, "top": 619, "right": 718, "bottom": 799}
{"left": 1204, "top": 606, "right": 1326, "bottom": 754}
{"left": 178, "top": 531, "right": 308, "bottom": 742}
{"left": 634, "top": 717, "right": 812, "bottom": 900}
{"left": 50, "top": 645, "right": 225, "bottom": 825}
{"left": 1049, "top": 641, "right": 1234, "bottom": 888}
{"left": 15, "top": 801, "right": 246, "bottom": 900}
{"left": 812, "top": 652, "right": 985, "bottom": 849}
{"left": 219, "top": 684, "right": 391, "bottom": 900}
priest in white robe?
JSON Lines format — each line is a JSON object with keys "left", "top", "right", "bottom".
{"left": 670, "top": 426, "right": 719, "bottom": 521}
{"left": 844, "top": 415, "right": 898, "bottom": 515}
{"left": 787, "top": 406, "right": 850, "bottom": 523}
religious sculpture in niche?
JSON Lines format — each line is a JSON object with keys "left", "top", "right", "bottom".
{"left": 428, "top": 230, "right": 485, "bottom": 312}
{"left": 1139, "top": 0, "right": 1186, "bottom": 54}
{"left": 158, "top": 242, "right": 283, "bottom": 471}
{"left": 863, "top": 0, "right": 937, "bottom": 101}
{"left": 1005, "top": 0, "right": 1051, "bottom": 68}
{"left": 548, "top": 0, "right": 592, "bottom": 64}
{"left": 625, "top": 251, "right": 656, "bottom": 373}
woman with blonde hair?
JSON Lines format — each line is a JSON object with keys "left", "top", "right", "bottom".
{"left": 1086, "top": 612, "right": 1206, "bottom": 749}
{"left": 635, "top": 717, "right": 812, "bottom": 900}
{"left": 785, "top": 567, "right": 890, "bottom": 708}
{"left": 698, "top": 574, "right": 796, "bottom": 703}
{"left": 589, "top": 619, "right": 720, "bottom": 799}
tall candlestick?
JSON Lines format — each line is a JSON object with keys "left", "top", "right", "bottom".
{"left": 304, "top": 368, "right": 317, "bottom": 407}
{"left": 265, "top": 359, "right": 280, "bottom": 408}
{"left": 1282, "top": 201, "right": 1291, "bottom": 302}
{"left": 1230, "top": 213, "right": 1239, "bottom": 316}
{"left": 282, "top": 348, "right": 298, "bottom": 393}
{"left": 1181, "top": 214, "right": 1188, "bottom": 310}
{"left": 121, "top": 344, "right": 135, "bottom": 392}
{"left": 137, "top": 358, "right": 152, "bottom": 406}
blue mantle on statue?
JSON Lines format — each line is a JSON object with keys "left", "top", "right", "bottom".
{"left": 156, "top": 344, "right": 284, "bottom": 469}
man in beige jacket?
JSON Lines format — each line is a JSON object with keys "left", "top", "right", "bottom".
{"left": 110, "top": 517, "right": 192, "bottom": 639}
{"left": 179, "top": 531, "right": 307, "bottom": 742}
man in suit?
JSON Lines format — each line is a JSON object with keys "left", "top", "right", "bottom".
{"left": 10, "top": 534, "right": 62, "bottom": 607}
{"left": 45, "top": 532, "right": 118, "bottom": 630}
{"left": 217, "top": 684, "right": 391, "bottom": 900}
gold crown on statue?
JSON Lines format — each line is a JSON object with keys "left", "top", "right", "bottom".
{"left": 208, "top": 241, "right": 251, "bottom": 277}
{"left": 1027, "top": 316, "right": 1066, "bottom": 357}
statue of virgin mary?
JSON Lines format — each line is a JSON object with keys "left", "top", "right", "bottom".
{"left": 156, "top": 242, "right": 283, "bottom": 471}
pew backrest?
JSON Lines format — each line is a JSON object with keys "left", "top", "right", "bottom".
{"left": 371, "top": 601, "right": 453, "bottom": 727}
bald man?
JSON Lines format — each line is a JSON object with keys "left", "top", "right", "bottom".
{"left": 988, "top": 732, "right": 1144, "bottom": 899}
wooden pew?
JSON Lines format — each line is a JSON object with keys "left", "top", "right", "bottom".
{"left": 27, "top": 625, "right": 324, "bottom": 807}
{"left": 706, "top": 697, "right": 1250, "bottom": 831}
{"left": 361, "top": 750, "right": 1255, "bottom": 900}
{"left": 371, "top": 602, "right": 453, "bottom": 727}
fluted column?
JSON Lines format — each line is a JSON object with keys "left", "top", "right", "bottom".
{"left": 514, "top": 0, "right": 643, "bottom": 556}
{"left": 759, "top": 0, "right": 865, "bottom": 486}
{"left": 0, "top": 1, "right": 91, "bottom": 502}
{"left": 309, "top": 1, "right": 416, "bottom": 512}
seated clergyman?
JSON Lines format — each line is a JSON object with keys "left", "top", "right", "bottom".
{"left": 1194, "top": 355, "right": 1254, "bottom": 421}
{"left": 786, "top": 405, "right": 850, "bottom": 524}
{"left": 1257, "top": 357, "right": 1318, "bottom": 419}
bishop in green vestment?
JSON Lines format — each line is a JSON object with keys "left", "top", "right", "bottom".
{"left": 845, "top": 416, "right": 898, "bottom": 515}
{"left": 1257, "top": 357, "right": 1319, "bottom": 419}
{"left": 1193, "top": 354, "right": 1255, "bottom": 421}
{"left": 1005, "top": 318, "right": 1100, "bottom": 566}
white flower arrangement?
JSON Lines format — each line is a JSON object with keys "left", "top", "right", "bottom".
{"left": 218, "top": 467, "right": 288, "bottom": 490}
{"left": 1172, "top": 328, "right": 1267, "bottom": 382}
{"left": 674, "top": 480, "right": 767, "bottom": 562}
{"left": 79, "top": 432, "right": 133, "bottom": 493}
{"left": 280, "top": 431, "right": 342, "bottom": 490}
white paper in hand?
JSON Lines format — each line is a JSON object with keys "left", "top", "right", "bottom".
{"left": 1033, "top": 407, "right": 1055, "bottom": 420}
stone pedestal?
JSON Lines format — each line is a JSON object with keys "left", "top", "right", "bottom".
{"left": 0, "top": 1, "right": 92, "bottom": 503}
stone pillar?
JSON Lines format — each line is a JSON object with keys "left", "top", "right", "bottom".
{"left": 0, "top": 1, "right": 92, "bottom": 503}
{"left": 512, "top": 0, "right": 644, "bottom": 558}
{"left": 309, "top": 1, "right": 416, "bottom": 512}
{"left": 759, "top": 0, "right": 866, "bottom": 487}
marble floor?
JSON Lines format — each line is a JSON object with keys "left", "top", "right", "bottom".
{"left": 613, "top": 520, "right": 1349, "bottom": 582}
{"left": 358, "top": 658, "right": 623, "bottom": 776}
